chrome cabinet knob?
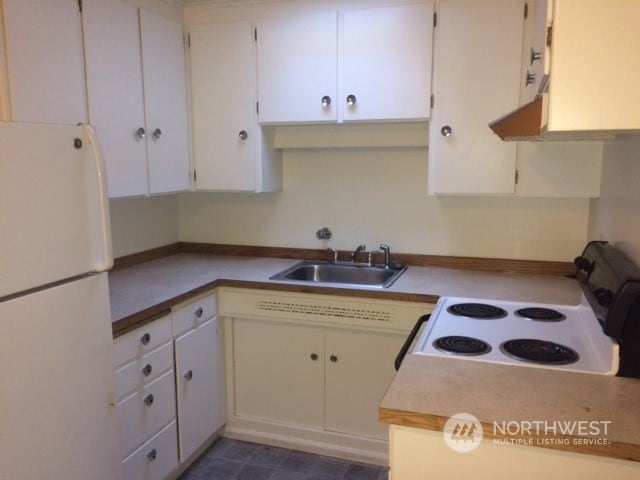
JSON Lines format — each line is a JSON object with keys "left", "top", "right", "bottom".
{"left": 530, "top": 47, "right": 542, "bottom": 65}
{"left": 525, "top": 71, "right": 536, "bottom": 87}
{"left": 140, "top": 332, "right": 151, "bottom": 345}
{"left": 440, "top": 125, "right": 453, "bottom": 137}
{"left": 152, "top": 128, "right": 162, "bottom": 139}
{"left": 310, "top": 353, "right": 318, "bottom": 361}
{"left": 146, "top": 449, "right": 157, "bottom": 461}
{"left": 321, "top": 96, "right": 331, "bottom": 107}
{"left": 184, "top": 370, "right": 193, "bottom": 381}
{"left": 330, "top": 355, "right": 338, "bottom": 363}
{"left": 238, "top": 130, "right": 248, "bottom": 140}
{"left": 194, "top": 307, "right": 203, "bottom": 318}
{"left": 144, "top": 394, "right": 154, "bottom": 406}
{"left": 346, "top": 94, "right": 357, "bottom": 106}
{"left": 142, "top": 364, "right": 153, "bottom": 377}
{"left": 135, "top": 127, "right": 146, "bottom": 139}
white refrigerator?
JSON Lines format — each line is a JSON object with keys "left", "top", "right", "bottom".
{"left": 0, "top": 122, "right": 121, "bottom": 479}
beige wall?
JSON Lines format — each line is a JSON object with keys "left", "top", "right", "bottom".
{"left": 589, "top": 136, "right": 640, "bottom": 265}
{"left": 177, "top": 148, "right": 590, "bottom": 261}
{"left": 109, "top": 196, "right": 180, "bottom": 258}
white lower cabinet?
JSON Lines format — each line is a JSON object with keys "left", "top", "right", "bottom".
{"left": 222, "top": 288, "right": 430, "bottom": 462}
{"left": 122, "top": 422, "right": 179, "bottom": 480}
{"left": 113, "top": 291, "right": 226, "bottom": 479}
{"left": 175, "top": 318, "right": 226, "bottom": 461}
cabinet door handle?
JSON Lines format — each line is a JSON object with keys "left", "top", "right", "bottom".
{"left": 530, "top": 47, "right": 542, "bottom": 65}
{"left": 238, "top": 130, "right": 248, "bottom": 140}
{"left": 184, "top": 369, "right": 194, "bottom": 381}
{"left": 194, "top": 307, "right": 204, "bottom": 318}
{"left": 146, "top": 449, "right": 157, "bottom": 462}
{"left": 440, "top": 125, "right": 453, "bottom": 137}
{"left": 140, "top": 332, "right": 151, "bottom": 345}
{"left": 330, "top": 355, "right": 338, "bottom": 363}
{"left": 135, "top": 127, "right": 146, "bottom": 139}
{"left": 142, "top": 364, "right": 153, "bottom": 377}
{"left": 144, "top": 394, "right": 154, "bottom": 406}
{"left": 310, "top": 353, "right": 318, "bottom": 361}
{"left": 152, "top": 128, "right": 162, "bottom": 139}
{"left": 525, "top": 71, "right": 536, "bottom": 87}
{"left": 321, "top": 95, "right": 332, "bottom": 107}
{"left": 346, "top": 94, "right": 357, "bottom": 106}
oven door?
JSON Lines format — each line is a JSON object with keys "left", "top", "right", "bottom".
{"left": 394, "top": 314, "right": 430, "bottom": 371}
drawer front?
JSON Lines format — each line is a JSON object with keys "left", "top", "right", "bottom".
{"left": 173, "top": 292, "right": 217, "bottom": 337}
{"left": 116, "top": 341, "right": 174, "bottom": 400}
{"left": 114, "top": 315, "right": 173, "bottom": 368}
{"left": 122, "top": 421, "right": 178, "bottom": 480}
{"left": 117, "top": 370, "right": 176, "bottom": 458}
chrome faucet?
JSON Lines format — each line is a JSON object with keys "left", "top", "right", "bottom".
{"left": 327, "top": 248, "right": 338, "bottom": 263}
{"left": 379, "top": 244, "right": 391, "bottom": 269}
{"left": 351, "top": 244, "right": 366, "bottom": 262}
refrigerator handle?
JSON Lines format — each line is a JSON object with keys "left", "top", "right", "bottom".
{"left": 81, "top": 124, "right": 114, "bottom": 270}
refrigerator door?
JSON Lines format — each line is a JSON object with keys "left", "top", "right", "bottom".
{"left": 0, "top": 273, "right": 121, "bottom": 480}
{"left": 0, "top": 122, "right": 112, "bottom": 298}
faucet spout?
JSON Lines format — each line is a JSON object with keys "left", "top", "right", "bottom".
{"left": 351, "top": 244, "right": 366, "bottom": 262}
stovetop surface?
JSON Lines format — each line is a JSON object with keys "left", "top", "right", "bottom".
{"left": 413, "top": 295, "right": 619, "bottom": 375}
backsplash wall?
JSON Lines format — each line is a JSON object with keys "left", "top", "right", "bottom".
{"left": 589, "top": 136, "right": 640, "bottom": 266}
{"left": 177, "top": 148, "right": 590, "bottom": 262}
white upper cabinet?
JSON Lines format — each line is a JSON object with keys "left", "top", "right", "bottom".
{"left": 256, "top": 3, "right": 433, "bottom": 124}
{"left": 2, "top": 0, "right": 87, "bottom": 124}
{"left": 428, "top": 0, "right": 524, "bottom": 195}
{"left": 341, "top": 3, "right": 433, "bottom": 122}
{"left": 139, "top": 9, "right": 191, "bottom": 195}
{"left": 83, "top": 0, "right": 190, "bottom": 198}
{"left": 256, "top": 13, "right": 338, "bottom": 124}
{"left": 189, "top": 20, "right": 282, "bottom": 192}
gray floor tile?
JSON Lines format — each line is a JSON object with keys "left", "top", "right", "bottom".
{"left": 344, "top": 463, "right": 385, "bottom": 480}
{"left": 279, "top": 449, "right": 319, "bottom": 474}
{"left": 307, "top": 456, "right": 351, "bottom": 478}
{"left": 246, "top": 444, "right": 289, "bottom": 469}
{"left": 235, "top": 464, "right": 275, "bottom": 480}
{"left": 199, "top": 457, "right": 245, "bottom": 480}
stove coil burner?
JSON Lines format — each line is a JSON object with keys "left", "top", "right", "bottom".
{"left": 446, "top": 303, "right": 507, "bottom": 320}
{"left": 515, "top": 307, "right": 566, "bottom": 322}
{"left": 500, "top": 339, "right": 579, "bottom": 365}
{"left": 433, "top": 335, "right": 492, "bottom": 356}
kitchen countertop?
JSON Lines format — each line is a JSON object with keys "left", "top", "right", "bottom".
{"left": 380, "top": 354, "right": 640, "bottom": 463}
{"left": 109, "top": 252, "right": 581, "bottom": 332}
{"left": 108, "top": 252, "right": 640, "bottom": 462}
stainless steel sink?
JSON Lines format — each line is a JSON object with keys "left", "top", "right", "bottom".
{"left": 269, "top": 260, "right": 407, "bottom": 288}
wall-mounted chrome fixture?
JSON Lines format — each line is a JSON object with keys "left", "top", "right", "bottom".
{"left": 316, "top": 227, "right": 332, "bottom": 240}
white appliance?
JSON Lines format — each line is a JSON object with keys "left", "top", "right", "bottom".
{"left": 0, "top": 122, "right": 121, "bottom": 480}
{"left": 412, "top": 295, "right": 619, "bottom": 375}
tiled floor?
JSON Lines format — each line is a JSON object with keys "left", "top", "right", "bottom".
{"left": 178, "top": 437, "right": 389, "bottom": 480}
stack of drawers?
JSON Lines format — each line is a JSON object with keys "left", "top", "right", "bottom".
{"left": 114, "top": 315, "right": 178, "bottom": 480}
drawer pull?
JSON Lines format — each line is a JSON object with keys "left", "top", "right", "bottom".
{"left": 146, "top": 449, "right": 157, "bottom": 462}
{"left": 194, "top": 307, "right": 204, "bottom": 318}
{"left": 310, "top": 353, "right": 318, "bottom": 361}
{"left": 330, "top": 355, "right": 338, "bottom": 363}
{"left": 142, "top": 364, "right": 153, "bottom": 377}
{"left": 140, "top": 332, "right": 151, "bottom": 346}
{"left": 184, "top": 370, "right": 194, "bottom": 381}
{"left": 144, "top": 394, "right": 154, "bottom": 406}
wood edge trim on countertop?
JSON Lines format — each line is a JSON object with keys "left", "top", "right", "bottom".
{"left": 113, "top": 242, "right": 576, "bottom": 276}
{"left": 111, "top": 279, "right": 438, "bottom": 335}
{"left": 378, "top": 408, "right": 640, "bottom": 463}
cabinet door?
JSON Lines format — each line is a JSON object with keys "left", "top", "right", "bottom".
{"left": 3, "top": 0, "right": 87, "bottom": 124}
{"left": 139, "top": 8, "right": 191, "bottom": 194}
{"left": 190, "top": 21, "right": 258, "bottom": 191}
{"left": 428, "top": 0, "right": 524, "bottom": 195}
{"left": 83, "top": 0, "right": 148, "bottom": 198}
{"left": 233, "top": 319, "right": 324, "bottom": 428}
{"left": 175, "top": 318, "right": 225, "bottom": 461}
{"left": 325, "top": 329, "right": 404, "bottom": 440}
{"left": 342, "top": 3, "right": 433, "bottom": 122}
{"left": 256, "top": 13, "right": 338, "bottom": 124}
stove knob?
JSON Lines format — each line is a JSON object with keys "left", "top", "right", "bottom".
{"left": 574, "top": 256, "right": 594, "bottom": 273}
{"left": 595, "top": 288, "right": 613, "bottom": 307}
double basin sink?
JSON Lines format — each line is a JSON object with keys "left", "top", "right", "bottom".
{"left": 269, "top": 260, "right": 407, "bottom": 289}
